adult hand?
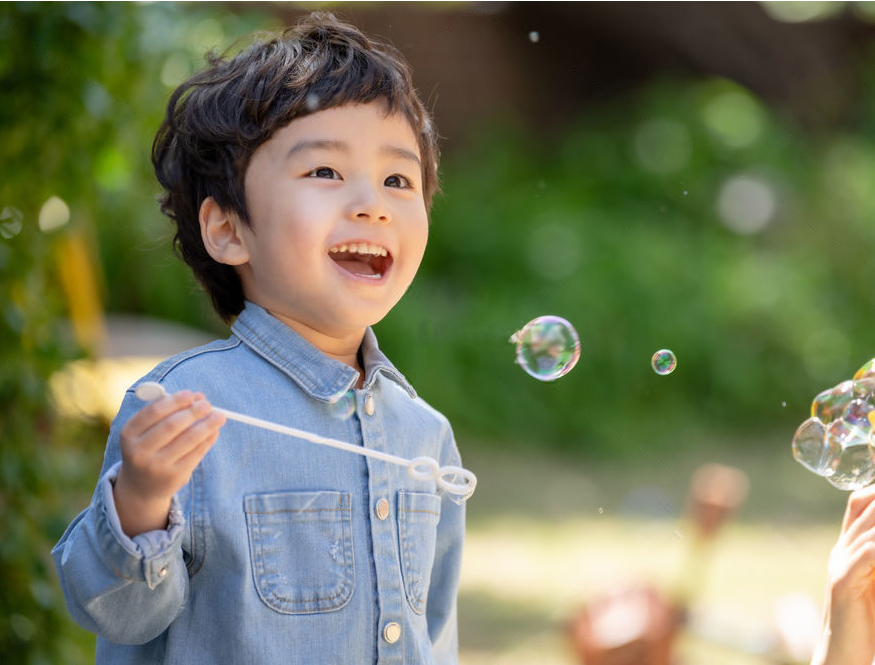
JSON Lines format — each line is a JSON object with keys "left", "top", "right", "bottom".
{"left": 812, "top": 485, "right": 875, "bottom": 665}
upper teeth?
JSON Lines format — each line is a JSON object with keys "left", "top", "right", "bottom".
{"left": 329, "top": 243, "right": 388, "bottom": 257}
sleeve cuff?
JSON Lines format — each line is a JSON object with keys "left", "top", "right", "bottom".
{"left": 95, "top": 461, "right": 185, "bottom": 590}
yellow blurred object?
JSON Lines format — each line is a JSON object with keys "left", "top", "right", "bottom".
{"left": 49, "top": 314, "right": 215, "bottom": 424}
{"left": 56, "top": 229, "right": 106, "bottom": 355}
{"left": 50, "top": 356, "right": 166, "bottom": 424}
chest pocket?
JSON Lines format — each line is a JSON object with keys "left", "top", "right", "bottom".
{"left": 397, "top": 490, "right": 442, "bottom": 615}
{"left": 244, "top": 490, "right": 354, "bottom": 614}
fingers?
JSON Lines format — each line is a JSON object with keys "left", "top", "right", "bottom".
{"left": 119, "top": 388, "right": 226, "bottom": 499}
{"left": 124, "top": 389, "right": 201, "bottom": 440}
{"left": 842, "top": 485, "right": 875, "bottom": 542}
{"left": 844, "top": 540, "right": 875, "bottom": 582}
{"left": 165, "top": 409, "right": 226, "bottom": 467}
{"left": 124, "top": 392, "right": 222, "bottom": 459}
{"left": 174, "top": 421, "right": 224, "bottom": 471}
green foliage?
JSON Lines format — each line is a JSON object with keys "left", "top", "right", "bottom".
{"left": 0, "top": 3, "right": 274, "bottom": 662}
{"left": 377, "top": 79, "right": 875, "bottom": 455}
{"left": 0, "top": 202, "right": 89, "bottom": 663}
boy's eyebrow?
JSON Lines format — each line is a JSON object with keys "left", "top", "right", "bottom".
{"left": 286, "top": 139, "right": 422, "bottom": 169}
{"left": 381, "top": 145, "right": 422, "bottom": 170}
{"left": 286, "top": 139, "right": 347, "bottom": 160}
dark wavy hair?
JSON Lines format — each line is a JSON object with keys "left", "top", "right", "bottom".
{"left": 152, "top": 12, "right": 440, "bottom": 322}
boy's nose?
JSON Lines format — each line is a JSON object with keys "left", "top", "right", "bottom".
{"left": 348, "top": 183, "right": 390, "bottom": 224}
{"left": 356, "top": 208, "right": 389, "bottom": 223}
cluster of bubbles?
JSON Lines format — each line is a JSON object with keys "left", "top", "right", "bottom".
{"left": 792, "top": 358, "right": 875, "bottom": 491}
{"left": 651, "top": 349, "right": 677, "bottom": 376}
{"left": 510, "top": 316, "right": 581, "bottom": 381}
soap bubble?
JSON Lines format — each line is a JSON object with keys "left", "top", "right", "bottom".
{"left": 854, "top": 377, "right": 875, "bottom": 401}
{"left": 855, "top": 358, "right": 875, "bottom": 381}
{"left": 651, "top": 349, "right": 677, "bottom": 375}
{"left": 811, "top": 380, "right": 855, "bottom": 423}
{"left": 824, "top": 419, "right": 875, "bottom": 490}
{"left": 844, "top": 399, "right": 874, "bottom": 429}
{"left": 791, "top": 417, "right": 836, "bottom": 477}
{"left": 510, "top": 315, "right": 580, "bottom": 381}
{"left": 329, "top": 390, "right": 356, "bottom": 420}
{"left": 528, "top": 31, "right": 540, "bottom": 43}
{"left": 792, "top": 358, "right": 875, "bottom": 491}
{"left": 306, "top": 92, "right": 321, "bottom": 112}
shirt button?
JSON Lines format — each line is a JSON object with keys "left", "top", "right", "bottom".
{"left": 375, "top": 498, "right": 390, "bottom": 521}
{"left": 383, "top": 621, "right": 401, "bottom": 644}
{"left": 364, "top": 393, "right": 375, "bottom": 416}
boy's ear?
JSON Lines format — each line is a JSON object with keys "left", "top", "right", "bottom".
{"left": 199, "top": 197, "right": 250, "bottom": 266}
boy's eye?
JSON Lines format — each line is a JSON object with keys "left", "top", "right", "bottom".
{"left": 384, "top": 174, "right": 413, "bottom": 189}
{"left": 308, "top": 166, "right": 340, "bottom": 179}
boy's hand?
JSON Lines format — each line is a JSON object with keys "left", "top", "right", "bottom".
{"left": 812, "top": 485, "right": 875, "bottom": 665}
{"left": 113, "top": 389, "right": 225, "bottom": 537}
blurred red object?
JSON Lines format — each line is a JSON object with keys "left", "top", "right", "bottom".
{"left": 568, "top": 463, "right": 749, "bottom": 665}
{"left": 568, "top": 585, "right": 681, "bottom": 665}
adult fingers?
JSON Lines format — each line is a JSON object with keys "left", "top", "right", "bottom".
{"left": 843, "top": 486, "right": 875, "bottom": 540}
{"left": 831, "top": 538, "right": 875, "bottom": 600}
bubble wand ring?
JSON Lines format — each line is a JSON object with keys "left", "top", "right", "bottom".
{"left": 135, "top": 382, "right": 476, "bottom": 499}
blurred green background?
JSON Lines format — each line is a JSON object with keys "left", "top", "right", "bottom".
{"left": 5, "top": 1, "right": 875, "bottom": 662}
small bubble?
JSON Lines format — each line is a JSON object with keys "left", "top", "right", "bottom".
{"left": 781, "top": 401, "right": 787, "bottom": 408}
{"left": 651, "top": 349, "right": 677, "bottom": 375}
{"left": 449, "top": 493, "right": 471, "bottom": 506}
{"left": 683, "top": 190, "right": 689, "bottom": 196}
{"left": 528, "top": 31, "right": 540, "bottom": 43}
{"left": 597, "top": 507, "right": 603, "bottom": 514}
{"left": 0, "top": 206, "right": 23, "bottom": 239}
{"left": 305, "top": 92, "right": 321, "bottom": 112}
{"left": 510, "top": 315, "right": 580, "bottom": 381}
{"left": 329, "top": 390, "right": 356, "bottom": 420}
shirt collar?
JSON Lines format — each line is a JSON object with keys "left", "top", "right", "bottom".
{"left": 231, "top": 301, "right": 417, "bottom": 402}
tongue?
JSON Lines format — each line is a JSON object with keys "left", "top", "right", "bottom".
{"left": 332, "top": 254, "right": 377, "bottom": 276}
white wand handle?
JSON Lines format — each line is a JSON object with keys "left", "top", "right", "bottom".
{"left": 135, "top": 381, "right": 476, "bottom": 499}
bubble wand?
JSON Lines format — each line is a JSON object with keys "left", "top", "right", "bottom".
{"left": 135, "top": 382, "right": 477, "bottom": 501}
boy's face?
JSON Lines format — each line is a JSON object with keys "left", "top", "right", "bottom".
{"left": 228, "top": 102, "right": 429, "bottom": 342}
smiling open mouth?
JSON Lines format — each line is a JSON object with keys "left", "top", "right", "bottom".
{"left": 328, "top": 242, "right": 392, "bottom": 279}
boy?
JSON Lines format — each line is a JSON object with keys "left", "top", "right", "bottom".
{"left": 53, "top": 12, "right": 466, "bottom": 664}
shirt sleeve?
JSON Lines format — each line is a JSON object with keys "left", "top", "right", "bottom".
{"left": 51, "top": 389, "right": 189, "bottom": 645}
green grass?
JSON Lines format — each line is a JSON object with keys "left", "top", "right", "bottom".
{"left": 457, "top": 438, "right": 845, "bottom": 664}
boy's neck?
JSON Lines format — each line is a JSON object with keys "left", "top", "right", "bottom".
{"left": 263, "top": 307, "right": 366, "bottom": 388}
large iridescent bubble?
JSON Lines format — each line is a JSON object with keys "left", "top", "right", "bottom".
{"left": 792, "top": 358, "right": 875, "bottom": 491}
{"left": 510, "top": 315, "right": 581, "bottom": 381}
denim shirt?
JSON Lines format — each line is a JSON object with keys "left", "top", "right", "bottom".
{"left": 53, "top": 302, "right": 465, "bottom": 664}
